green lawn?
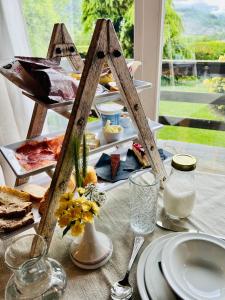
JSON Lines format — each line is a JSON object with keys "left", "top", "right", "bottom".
{"left": 159, "top": 101, "right": 224, "bottom": 121}
{"left": 158, "top": 101, "right": 225, "bottom": 147}
{"left": 157, "top": 126, "right": 225, "bottom": 148}
{"left": 161, "top": 81, "right": 208, "bottom": 93}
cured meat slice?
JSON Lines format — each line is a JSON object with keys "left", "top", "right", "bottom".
{"left": 110, "top": 154, "right": 120, "bottom": 179}
{"left": 15, "top": 135, "right": 64, "bottom": 171}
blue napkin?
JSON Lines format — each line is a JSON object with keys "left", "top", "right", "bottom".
{"left": 95, "top": 148, "right": 171, "bottom": 183}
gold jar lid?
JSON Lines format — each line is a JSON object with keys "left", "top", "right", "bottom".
{"left": 171, "top": 154, "right": 197, "bottom": 171}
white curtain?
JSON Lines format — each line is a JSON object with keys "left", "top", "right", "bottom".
{"left": 0, "top": 0, "right": 33, "bottom": 146}
{"left": 0, "top": 0, "right": 34, "bottom": 185}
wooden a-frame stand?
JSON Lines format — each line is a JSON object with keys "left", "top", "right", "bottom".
{"left": 30, "top": 19, "right": 167, "bottom": 251}
{"left": 15, "top": 23, "right": 84, "bottom": 186}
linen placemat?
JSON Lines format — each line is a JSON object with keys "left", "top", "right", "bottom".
{"left": 0, "top": 170, "right": 225, "bottom": 299}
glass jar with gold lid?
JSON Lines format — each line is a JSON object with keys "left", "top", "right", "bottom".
{"left": 163, "top": 154, "right": 197, "bottom": 219}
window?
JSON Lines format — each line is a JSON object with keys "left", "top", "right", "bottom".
{"left": 158, "top": 0, "right": 225, "bottom": 148}
{"left": 22, "top": 0, "right": 134, "bottom": 132}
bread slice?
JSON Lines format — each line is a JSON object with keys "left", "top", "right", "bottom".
{"left": 0, "top": 201, "right": 32, "bottom": 218}
{"left": 0, "top": 212, "right": 34, "bottom": 233}
{"left": 21, "top": 184, "right": 46, "bottom": 202}
{"left": 0, "top": 186, "right": 30, "bottom": 202}
{"left": 0, "top": 186, "right": 32, "bottom": 219}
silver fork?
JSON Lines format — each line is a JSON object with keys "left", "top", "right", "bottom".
{"left": 111, "top": 236, "right": 144, "bottom": 300}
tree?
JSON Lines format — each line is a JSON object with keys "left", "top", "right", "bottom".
{"left": 82, "top": 0, "right": 192, "bottom": 59}
{"left": 163, "top": 0, "right": 192, "bottom": 59}
{"left": 22, "top": 0, "right": 84, "bottom": 57}
{"left": 82, "top": 0, "right": 133, "bottom": 57}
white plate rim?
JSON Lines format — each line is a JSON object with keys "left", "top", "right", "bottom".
{"left": 137, "top": 233, "right": 177, "bottom": 300}
{"left": 144, "top": 234, "right": 180, "bottom": 300}
{"left": 161, "top": 232, "right": 225, "bottom": 300}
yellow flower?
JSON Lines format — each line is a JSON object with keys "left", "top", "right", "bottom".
{"left": 58, "top": 213, "right": 71, "bottom": 228}
{"left": 81, "top": 201, "right": 91, "bottom": 212}
{"left": 55, "top": 206, "right": 64, "bottom": 218}
{"left": 74, "top": 197, "right": 86, "bottom": 205}
{"left": 58, "top": 201, "right": 70, "bottom": 210}
{"left": 59, "top": 192, "right": 74, "bottom": 202}
{"left": 70, "top": 206, "right": 82, "bottom": 219}
{"left": 91, "top": 202, "right": 100, "bottom": 215}
{"left": 77, "top": 187, "right": 86, "bottom": 196}
{"left": 71, "top": 221, "right": 84, "bottom": 236}
{"left": 82, "top": 211, "right": 94, "bottom": 223}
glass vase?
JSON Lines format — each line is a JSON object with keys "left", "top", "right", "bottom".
{"left": 5, "top": 234, "right": 67, "bottom": 300}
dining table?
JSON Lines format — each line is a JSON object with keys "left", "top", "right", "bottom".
{"left": 0, "top": 140, "right": 225, "bottom": 300}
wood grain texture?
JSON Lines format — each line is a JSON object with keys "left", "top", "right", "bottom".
{"left": 26, "top": 103, "right": 48, "bottom": 139}
{"left": 16, "top": 24, "right": 83, "bottom": 187}
{"left": 47, "top": 23, "right": 84, "bottom": 72}
{"left": 106, "top": 20, "right": 167, "bottom": 183}
{"left": 36, "top": 19, "right": 108, "bottom": 250}
{"left": 22, "top": 91, "right": 74, "bottom": 110}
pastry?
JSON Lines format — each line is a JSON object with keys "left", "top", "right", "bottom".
{"left": 132, "top": 143, "right": 150, "bottom": 168}
{"left": 111, "top": 154, "right": 120, "bottom": 179}
{"left": 83, "top": 166, "right": 98, "bottom": 187}
{"left": 106, "top": 81, "right": 119, "bottom": 92}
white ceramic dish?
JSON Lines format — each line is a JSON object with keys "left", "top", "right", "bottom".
{"left": 144, "top": 234, "right": 179, "bottom": 300}
{"left": 162, "top": 233, "right": 225, "bottom": 300}
{"left": 103, "top": 125, "right": 124, "bottom": 143}
{"left": 137, "top": 233, "right": 178, "bottom": 300}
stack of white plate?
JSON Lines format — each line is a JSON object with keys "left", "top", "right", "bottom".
{"left": 137, "top": 232, "right": 225, "bottom": 300}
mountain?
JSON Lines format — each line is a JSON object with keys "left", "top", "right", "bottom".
{"left": 173, "top": 0, "right": 225, "bottom": 38}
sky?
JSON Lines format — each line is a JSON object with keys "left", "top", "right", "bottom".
{"left": 174, "top": 0, "right": 225, "bottom": 12}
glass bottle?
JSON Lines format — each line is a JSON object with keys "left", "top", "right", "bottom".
{"left": 163, "top": 154, "right": 197, "bottom": 219}
{"left": 5, "top": 234, "right": 67, "bottom": 300}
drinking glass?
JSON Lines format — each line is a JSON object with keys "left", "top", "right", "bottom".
{"left": 5, "top": 234, "right": 67, "bottom": 299}
{"left": 129, "top": 170, "right": 159, "bottom": 235}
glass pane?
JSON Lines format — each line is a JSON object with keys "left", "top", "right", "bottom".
{"left": 22, "top": 0, "right": 134, "bottom": 58}
{"left": 158, "top": 0, "right": 225, "bottom": 148}
{"left": 22, "top": 0, "right": 134, "bottom": 132}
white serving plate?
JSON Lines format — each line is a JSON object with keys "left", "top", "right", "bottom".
{"left": 161, "top": 233, "right": 225, "bottom": 300}
{"left": 23, "top": 80, "right": 152, "bottom": 109}
{"left": 0, "top": 119, "right": 163, "bottom": 178}
{"left": 137, "top": 233, "right": 178, "bottom": 300}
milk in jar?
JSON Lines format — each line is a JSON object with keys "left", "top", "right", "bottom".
{"left": 163, "top": 154, "right": 197, "bottom": 219}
